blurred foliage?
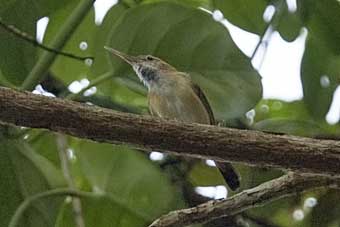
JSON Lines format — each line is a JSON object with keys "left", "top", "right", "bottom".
{"left": 0, "top": 0, "right": 339, "bottom": 227}
{"left": 0, "top": 0, "right": 76, "bottom": 85}
{"left": 0, "top": 137, "right": 65, "bottom": 226}
{"left": 253, "top": 99, "right": 340, "bottom": 137}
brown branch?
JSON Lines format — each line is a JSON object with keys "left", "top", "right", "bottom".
{"left": 0, "top": 17, "right": 93, "bottom": 62}
{"left": 0, "top": 87, "right": 340, "bottom": 177}
{"left": 148, "top": 173, "right": 339, "bottom": 227}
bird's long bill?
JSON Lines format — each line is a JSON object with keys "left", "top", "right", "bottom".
{"left": 104, "top": 46, "right": 138, "bottom": 65}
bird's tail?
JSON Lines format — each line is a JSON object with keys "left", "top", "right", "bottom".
{"left": 216, "top": 162, "right": 240, "bottom": 191}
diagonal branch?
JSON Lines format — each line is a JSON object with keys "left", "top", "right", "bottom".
{"left": 0, "top": 87, "right": 340, "bottom": 177}
{"left": 148, "top": 173, "right": 339, "bottom": 227}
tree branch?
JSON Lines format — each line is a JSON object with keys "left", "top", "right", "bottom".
{"left": 0, "top": 87, "right": 340, "bottom": 177}
{"left": 148, "top": 173, "right": 339, "bottom": 227}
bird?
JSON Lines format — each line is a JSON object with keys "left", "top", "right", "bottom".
{"left": 104, "top": 46, "right": 240, "bottom": 191}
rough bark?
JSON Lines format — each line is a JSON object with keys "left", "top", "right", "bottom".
{"left": 1, "top": 87, "right": 340, "bottom": 177}
{"left": 148, "top": 173, "right": 339, "bottom": 227}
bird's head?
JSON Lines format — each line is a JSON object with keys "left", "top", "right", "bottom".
{"left": 104, "top": 46, "right": 177, "bottom": 89}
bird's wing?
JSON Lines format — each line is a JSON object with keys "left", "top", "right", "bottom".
{"left": 190, "top": 82, "right": 216, "bottom": 125}
{"left": 191, "top": 82, "right": 240, "bottom": 190}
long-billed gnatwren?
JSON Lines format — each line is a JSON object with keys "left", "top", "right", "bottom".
{"left": 105, "top": 46, "right": 240, "bottom": 190}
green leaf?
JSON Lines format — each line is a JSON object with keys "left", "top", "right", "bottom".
{"left": 43, "top": 3, "right": 144, "bottom": 106}
{"left": 248, "top": 196, "right": 299, "bottom": 227}
{"left": 72, "top": 140, "right": 183, "bottom": 220}
{"left": 213, "top": 0, "right": 267, "bottom": 34}
{"left": 143, "top": 0, "right": 213, "bottom": 9}
{"left": 43, "top": 3, "right": 127, "bottom": 83}
{"left": 254, "top": 99, "right": 313, "bottom": 122}
{"left": 0, "top": 138, "right": 65, "bottom": 226}
{"left": 42, "top": 2, "right": 95, "bottom": 85}
{"left": 0, "top": 67, "right": 15, "bottom": 87}
{"left": 90, "top": 4, "right": 128, "bottom": 79}
{"left": 188, "top": 162, "right": 226, "bottom": 186}
{"left": 254, "top": 118, "right": 324, "bottom": 137}
{"left": 301, "top": 38, "right": 340, "bottom": 119}
{"left": 107, "top": 2, "right": 262, "bottom": 119}
{"left": 0, "top": 0, "right": 77, "bottom": 86}
{"left": 213, "top": 0, "right": 303, "bottom": 42}
{"left": 296, "top": 1, "right": 340, "bottom": 119}
{"left": 300, "top": 0, "right": 340, "bottom": 54}
{"left": 0, "top": 0, "right": 75, "bottom": 15}
{"left": 308, "top": 191, "right": 340, "bottom": 227}
{"left": 20, "top": 142, "right": 65, "bottom": 188}
{"left": 56, "top": 194, "right": 147, "bottom": 227}
{"left": 253, "top": 99, "right": 340, "bottom": 137}
{"left": 29, "top": 131, "right": 61, "bottom": 167}
{"left": 277, "top": 8, "right": 303, "bottom": 42}
{"left": 0, "top": 5, "right": 37, "bottom": 85}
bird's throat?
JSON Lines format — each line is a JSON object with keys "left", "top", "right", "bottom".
{"left": 133, "top": 66, "right": 158, "bottom": 89}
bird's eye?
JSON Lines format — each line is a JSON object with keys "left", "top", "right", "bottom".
{"left": 146, "top": 55, "right": 154, "bottom": 61}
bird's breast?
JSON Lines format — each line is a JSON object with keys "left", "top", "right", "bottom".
{"left": 148, "top": 84, "right": 210, "bottom": 124}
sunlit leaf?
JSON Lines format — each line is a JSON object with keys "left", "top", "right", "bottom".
{"left": 254, "top": 99, "right": 313, "bottom": 122}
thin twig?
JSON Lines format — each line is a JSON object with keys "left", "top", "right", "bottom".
{"left": 0, "top": 18, "right": 93, "bottom": 62}
{"left": 56, "top": 134, "right": 85, "bottom": 227}
{"left": 251, "top": 0, "right": 286, "bottom": 69}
